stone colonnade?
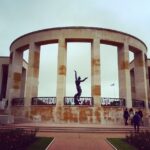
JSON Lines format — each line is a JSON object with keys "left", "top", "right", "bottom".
{"left": 7, "top": 27, "right": 149, "bottom": 110}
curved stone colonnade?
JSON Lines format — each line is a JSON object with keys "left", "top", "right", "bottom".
{"left": 7, "top": 27, "right": 150, "bottom": 124}
{"left": 7, "top": 27, "right": 149, "bottom": 111}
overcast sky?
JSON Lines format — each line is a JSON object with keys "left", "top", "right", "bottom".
{"left": 0, "top": 0, "right": 150, "bottom": 98}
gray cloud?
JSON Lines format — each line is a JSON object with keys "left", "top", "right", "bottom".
{"left": 0, "top": 0, "right": 150, "bottom": 97}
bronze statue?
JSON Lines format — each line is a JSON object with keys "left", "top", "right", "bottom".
{"left": 74, "top": 70, "right": 88, "bottom": 105}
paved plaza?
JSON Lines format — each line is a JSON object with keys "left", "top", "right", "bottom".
{"left": 33, "top": 123, "right": 130, "bottom": 150}
{"left": 38, "top": 132, "right": 125, "bottom": 150}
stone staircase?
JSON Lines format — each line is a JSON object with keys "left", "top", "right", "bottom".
{"left": 0, "top": 124, "right": 149, "bottom": 134}
{"left": 14, "top": 117, "right": 32, "bottom": 124}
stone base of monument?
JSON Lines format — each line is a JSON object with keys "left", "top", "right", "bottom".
{"left": 0, "top": 114, "right": 14, "bottom": 124}
{"left": 10, "top": 105, "right": 125, "bottom": 125}
{"left": 9, "top": 105, "right": 148, "bottom": 126}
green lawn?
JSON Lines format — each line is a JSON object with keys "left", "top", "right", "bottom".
{"left": 26, "top": 137, "right": 54, "bottom": 150}
{"left": 107, "top": 138, "right": 137, "bottom": 150}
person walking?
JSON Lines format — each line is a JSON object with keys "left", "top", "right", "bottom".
{"left": 133, "top": 111, "right": 141, "bottom": 133}
{"left": 123, "top": 108, "right": 129, "bottom": 125}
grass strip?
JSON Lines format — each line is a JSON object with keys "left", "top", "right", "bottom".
{"left": 26, "top": 137, "right": 53, "bottom": 150}
{"left": 107, "top": 138, "right": 137, "bottom": 150}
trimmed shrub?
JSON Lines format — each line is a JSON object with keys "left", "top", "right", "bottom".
{"left": 126, "top": 130, "right": 150, "bottom": 150}
{"left": 0, "top": 128, "right": 37, "bottom": 150}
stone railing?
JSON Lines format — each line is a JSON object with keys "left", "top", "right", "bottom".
{"left": 31, "top": 97, "right": 56, "bottom": 105}
{"left": 132, "top": 99, "right": 145, "bottom": 108}
{"left": 9, "top": 97, "right": 149, "bottom": 108}
{"left": 101, "top": 97, "right": 125, "bottom": 106}
{"left": 64, "top": 97, "right": 93, "bottom": 106}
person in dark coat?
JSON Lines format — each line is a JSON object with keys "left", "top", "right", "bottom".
{"left": 123, "top": 108, "right": 129, "bottom": 125}
{"left": 133, "top": 111, "right": 141, "bottom": 133}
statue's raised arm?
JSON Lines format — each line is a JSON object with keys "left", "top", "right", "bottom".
{"left": 81, "top": 77, "right": 88, "bottom": 82}
{"left": 74, "top": 70, "right": 77, "bottom": 81}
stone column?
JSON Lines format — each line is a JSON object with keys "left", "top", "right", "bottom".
{"left": 118, "top": 43, "right": 132, "bottom": 108}
{"left": 134, "top": 52, "right": 149, "bottom": 110}
{"left": 20, "top": 68, "right": 26, "bottom": 98}
{"left": 7, "top": 51, "right": 23, "bottom": 107}
{"left": 145, "top": 58, "right": 150, "bottom": 113}
{"left": 91, "top": 38, "right": 101, "bottom": 106}
{"left": 6, "top": 54, "right": 12, "bottom": 106}
{"left": 25, "top": 43, "right": 40, "bottom": 106}
{"left": 130, "top": 69, "right": 136, "bottom": 99}
{"left": 56, "top": 38, "right": 67, "bottom": 106}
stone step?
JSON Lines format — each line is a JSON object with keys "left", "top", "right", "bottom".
{"left": 0, "top": 110, "right": 5, "bottom": 114}
{"left": 0, "top": 125, "right": 149, "bottom": 133}
{"left": 14, "top": 117, "right": 32, "bottom": 124}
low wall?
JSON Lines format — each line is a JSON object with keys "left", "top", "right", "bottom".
{"left": 11, "top": 106, "right": 126, "bottom": 125}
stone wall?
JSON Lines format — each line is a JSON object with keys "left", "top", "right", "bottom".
{"left": 11, "top": 106, "right": 128, "bottom": 125}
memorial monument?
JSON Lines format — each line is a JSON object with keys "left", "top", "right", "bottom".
{"left": 0, "top": 27, "right": 150, "bottom": 125}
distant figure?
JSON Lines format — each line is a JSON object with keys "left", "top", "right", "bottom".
{"left": 133, "top": 111, "right": 141, "bottom": 133}
{"left": 129, "top": 108, "right": 134, "bottom": 125}
{"left": 74, "top": 70, "right": 88, "bottom": 105}
{"left": 138, "top": 109, "right": 143, "bottom": 126}
{"left": 123, "top": 108, "right": 129, "bottom": 125}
